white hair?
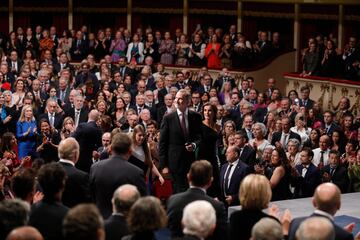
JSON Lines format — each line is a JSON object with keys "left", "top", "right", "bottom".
{"left": 182, "top": 200, "right": 216, "bottom": 239}
{"left": 295, "top": 217, "right": 335, "bottom": 240}
{"left": 251, "top": 218, "right": 283, "bottom": 240}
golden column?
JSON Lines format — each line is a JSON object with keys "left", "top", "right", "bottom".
{"left": 293, "top": 3, "right": 301, "bottom": 72}
{"left": 183, "top": 0, "right": 189, "bottom": 34}
{"left": 237, "top": 0, "right": 242, "bottom": 33}
{"left": 338, "top": 4, "right": 344, "bottom": 49}
{"left": 127, "top": 0, "right": 132, "bottom": 31}
{"left": 68, "top": 0, "right": 73, "bottom": 30}
{"left": 9, "top": 0, "right": 13, "bottom": 32}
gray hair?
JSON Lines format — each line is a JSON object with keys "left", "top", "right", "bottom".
{"left": 253, "top": 122, "right": 267, "bottom": 137}
{"left": 182, "top": 200, "right": 216, "bottom": 239}
{"left": 288, "top": 138, "right": 301, "bottom": 151}
{"left": 112, "top": 184, "right": 140, "bottom": 215}
{"left": 0, "top": 199, "right": 30, "bottom": 237}
{"left": 251, "top": 218, "right": 283, "bottom": 240}
{"left": 295, "top": 217, "right": 335, "bottom": 240}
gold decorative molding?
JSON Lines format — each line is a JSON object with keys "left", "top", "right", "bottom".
{"left": 293, "top": 80, "right": 300, "bottom": 90}
{"left": 132, "top": 7, "right": 182, "bottom": 14}
{"left": 341, "top": 87, "right": 348, "bottom": 96}
{"left": 305, "top": 82, "right": 313, "bottom": 91}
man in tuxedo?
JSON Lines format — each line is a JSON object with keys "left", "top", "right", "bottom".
{"left": 38, "top": 99, "right": 63, "bottom": 130}
{"left": 191, "top": 91, "right": 202, "bottom": 113}
{"left": 238, "top": 80, "right": 249, "bottom": 100}
{"left": 213, "top": 68, "right": 236, "bottom": 92}
{"left": 299, "top": 86, "right": 315, "bottom": 110}
{"left": 72, "top": 110, "right": 102, "bottom": 173}
{"left": 220, "top": 146, "right": 249, "bottom": 206}
{"left": 167, "top": 160, "right": 227, "bottom": 240}
{"left": 105, "top": 184, "right": 140, "bottom": 240}
{"left": 57, "top": 78, "right": 71, "bottom": 106}
{"left": 130, "top": 94, "right": 149, "bottom": 116}
{"left": 118, "top": 57, "right": 134, "bottom": 82}
{"left": 288, "top": 183, "right": 353, "bottom": 240}
{"left": 122, "top": 114, "right": 138, "bottom": 133}
{"left": 174, "top": 71, "right": 187, "bottom": 90}
{"left": 242, "top": 114, "right": 254, "bottom": 141}
{"left": 279, "top": 98, "right": 297, "bottom": 122}
{"left": 109, "top": 71, "right": 122, "bottom": 92}
{"left": 271, "top": 117, "right": 301, "bottom": 149}
{"left": 31, "top": 79, "right": 47, "bottom": 109}
{"left": 29, "top": 163, "right": 68, "bottom": 240}
{"left": 53, "top": 52, "right": 74, "bottom": 76}
{"left": 263, "top": 77, "right": 276, "bottom": 99}
{"left": 321, "top": 150, "right": 349, "bottom": 193}
{"left": 323, "top": 110, "right": 340, "bottom": 136}
{"left": 70, "top": 31, "right": 88, "bottom": 61}
{"left": 157, "top": 93, "right": 174, "bottom": 124}
{"left": 234, "top": 131, "right": 256, "bottom": 167}
{"left": 197, "top": 74, "right": 212, "bottom": 95}
{"left": 65, "top": 94, "right": 88, "bottom": 127}
{"left": 293, "top": 148, "right": 321, "bottom": 198}
{"left": 159, "top": 89, "right": 202, "bottom": 193}
{"left": 58, "top": 138, "right": 91, "bottom": 207}
{"left": 90, "top": 133, "right": 147, "bottom": 218}
{"left": 7, "top": 50, "right": 23, "bottom": 76}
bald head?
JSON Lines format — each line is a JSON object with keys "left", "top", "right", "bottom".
{"left": 88, "top": 109, "right": 100, "bottom": 122}
{"left": 295, "top": 217, "right": 335, "bottom": 240}
{"left": 58, "top": 137, "right": 80, "bottom": 162}
{"left": 6, "top": 226, "right": 43, "bottom": 240}
{"left": 112, "top": 184, "right": 140, "bottom": 215}
{"left": 313, "top": 183, "right": 341, "bottom": 216}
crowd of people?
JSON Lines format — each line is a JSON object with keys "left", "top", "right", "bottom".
{"left": 0, "top": 23, "right": 360, "bottom": 240}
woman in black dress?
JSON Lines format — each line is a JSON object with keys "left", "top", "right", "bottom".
{"left": 198, "top": 102, "right": 221, "bottom": 198}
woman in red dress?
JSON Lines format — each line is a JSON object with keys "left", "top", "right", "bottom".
{"left": 205, "top": 34, "right": 221, "bottom": 69}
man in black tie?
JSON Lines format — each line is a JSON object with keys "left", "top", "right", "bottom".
{"left": 159, "top": 89, "right": 202, "bottom": 193}
{"left": 191, "top": 91, "right": 202, "bottom": 113}
{"left": 219, "top": 146, "right": 248, "bottom": 206}
{"left": 39, "top": 99, "right": 63, "bottom": 130}
{"left": 299, "top": 86, "right": 314, "bottom": 110}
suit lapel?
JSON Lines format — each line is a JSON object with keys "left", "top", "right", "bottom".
{"left": 228, "top": 163, "right": 242, "bottom": 190}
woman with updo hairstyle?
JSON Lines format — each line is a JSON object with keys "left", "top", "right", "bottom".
{"left": 229, "top": 174, "right": 279, "bottom": 240}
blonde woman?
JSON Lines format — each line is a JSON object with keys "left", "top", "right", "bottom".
{"left": 290, "top": 112, "right": 311, "bottom": 146}
{"left": 129, "top": 124, "right": 164, "bottom": 185}
{"left": 16, "top": 105, "right": 37, "bottom": 159}
{"left": 60, "top": 117, "right": 76, "bottom": 140}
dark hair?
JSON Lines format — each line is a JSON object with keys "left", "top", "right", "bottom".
{"left": 37, "top": 162, "right": 66, "bottom": 199}
{"left": 11, "top": 169, "right": 36, "bottom": 200}
{"left": 300, "top": 86, "right": 310, "bottom": 92}
{"left": 329, "top": 150, "right": 340, "bottom": 159}
{"left": 189, "top": 160, "right": 213, "bottom": 187}
{"left": 272, "top": 147, "right": 289, "bottom": 168}
{"left": 63, "top": 204, "right": 104, "bottom": 240}
{"left": 235, "top": 130, "right": 248, "bottom": 143}
{"left": 0, "top": 199, "right": 29, "bottom": 239}
{"left": 146, "top": 119, "right": 158, "bottom": 129}
{"left": 0, "top": 132, "right": 15, "bottom": 153}
{"left": 201, "top": 102, "right": 217, "bottom": 124}
{"left": 301, "top": 147, "right": 314, "bottom": 159}
{"left": 111, "top": 133, "right": 132, "bottom": 155}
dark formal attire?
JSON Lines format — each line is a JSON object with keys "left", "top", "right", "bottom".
{"left": 35, "top": 131, "right": 61, "bottom": 163}
{"left": 29, "top": 199, "right": 69, "bottom": 240}
{"left": 271, "top": 131, "right": 301, "bottom": 147}
{"left": 59, "top": 160, "right": 91, "bottom": 207}
{"left": 213, "top": 77, "right": 236, "bottom": 92}
{"left": 159, "top": 109, "right": 202, "bottom": 193}
{"left": 57, "top": 87, "right": 71, "bottom": 104}
{"left": 321, "top": 164, "right": 349, "bottom": 193}
{"left": 266, "top": 166, "right": 292, "bottom": 201}
{"left": 65, "top": 107, "right": 89, "bottom": 126}
{"left": 299, "top": 98, "right": 315, "bottom": 110}
{"left": 72, "top": 121, "right": 102, "bottom": 172}
{"left": 89, "top": 155, "right": 147, "bottom": 218}
{"left": 105, "top": 214, "right": 129, "bottom": 240}
{"left": 167, "top": 187, "right": 227, "bottom": 240}
{"left": 38, "top": 112, "right": 63, "bottom": 130}
{"left": 229, "top": 209, "right": 279, "bottom": 240}
{"left": 53, "top": 62, "right": 74, "bottom": 76}
{"left": 239, "top": 145, "right": 256, "bottom": 166}
{"left": 219, "top": 160, "right": 248, "bottom": 206}
{"left": 288, "top": 211, "right": 354, "bottom": 240}
{"left": 324, "top": 122, "right": 340, "bottom": 137}
{"left": 198, "top": 124, "right": 221, "bottom": 198}
{"left": 293, "top": 163, "right": 321, "bottom": 198}
{"left": 70, "top": 39, "right": 88, "bottom": 61}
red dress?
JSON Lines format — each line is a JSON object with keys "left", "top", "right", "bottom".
{"left": 205, "top": 43, "right": 221, "bottom": 69}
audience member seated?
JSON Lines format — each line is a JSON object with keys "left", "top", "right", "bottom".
{"left": 6, "top": 226, "right": 44, "bottom": 240}
{"left": 295, "top": 217, "right": 335, "bottom": 240}
{"left": 251, "top": 218, "right": 283, "bottom": 240}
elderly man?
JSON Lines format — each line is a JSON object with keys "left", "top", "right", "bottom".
{"left": 312, "top": 134, "right": 331, "bottom": 168}
{"left": 289, "top": 183, "right": 353, "bottom": 240}
{"left": 295, "top": 217, "right": 335, "bottom": 240}
{"left": 251, "top": 218, "right": 283, "bottom": 240}
{"left": 59, "top": 137, "right": 91, "bottom": 207}
{"left": 6, "top": 226, "right": 43, "bottom": 240}
{"left": 180, "top": 200, "right": 216, "bottom": 240}
{"left": 38, "top": 99, "right": 63, "bottom": 129}
{"left": 105, "top": 184, "right": 140, "bottom": 240}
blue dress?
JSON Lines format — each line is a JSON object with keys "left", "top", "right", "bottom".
{"left": 16, "top": 120, "right": 37, "bottom": 159}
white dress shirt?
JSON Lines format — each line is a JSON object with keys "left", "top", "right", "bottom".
{"left": 312, "top": 148, "right": 330, "bottom": 166}
{"left": 224, "top": 159, "right": 239, "bottom": 189}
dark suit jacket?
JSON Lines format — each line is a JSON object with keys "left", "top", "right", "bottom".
{"left": 325, "top": 122, "right": 341, "bottom": 136}
{"left": 299, "top": 98, "right": 315, "bottom": 110}
{"left": 7, "top": 59, "right": 23, "bottom": 75}
{"left": 213, "top": 77, "right": 236, "bottom": 92}
{"left": 293, "top": 163, "right": 321, "bottom": 198}
{"left": 53, "top": 62, "right": 75, "bottom": 76}
{"left": 59, "top": 161, "right": 91, "bottom": 208}
{"left": 219, "top": 161, "right": 248, "bottom": 206}
{"left": 270, "top": 131, "right": 301, "bottom": 146}
{"left": 29, "top": 200, "right": 69, "bottom": 240}
{"left": 229, "top": 209, "right": 279, "bottom": 240}
{"left": 38, "top": 113, "right": 63, "bottom": 130}
{"left": 72, "top": 121, "right": 102, "bottom": 172}
{"left": 105, "top": 214, "right": 129, "bottom": 240}
{"left": 239, "top": 145, "right": 256, "bottom": 166}
{"left": 89, "top": 155, "right": 147, "bottom": 218}
{"left": 288, "top": 213, "right": 353, "bottom": 240}
{"left": 70, "top": 39, "right": 88, "bottom": 60}
{"left": 159, "top": 110, "right": 202, "bottom": 174}
{"left": 321, "top": 164, "right": 349, "bottom": 193}
{"left": 167, "top": 187, "right": 227, "bottom": 240}
{"left": 253, "top": 106, "right": 268, "bottom": 123}
{"left": 56, "top": 87, "right": 71, "bottom": 104}
{"left": 65, "top": 107, "right": 89, "bottom": 125}
{"left": 157, "top": 88, "right": 169, "bottom": 104}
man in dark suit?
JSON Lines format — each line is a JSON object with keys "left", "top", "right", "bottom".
{"left": 213, "top": 68, "right": 236, "bottom": 92}
{"left": 58, "top": 138, "right": 91, "bottom": 208}
{"left": 38, "top": 99, "right": 63, "bottom": 130}
{"left": 220, "top": 146, "right": 249, "bottom": 206}
{"left": 191, "top": 91, "right": 202, "bottom": 113}
{"left": 57, "top": 77, "right": 71, "bottom": 106}
{"left": 271, "top": 116, "right": 301, "bottom": 149}
{"left": 0, "top": 62, "right": 16, "bottom": 87}
{"left": 53, "top": 52, "right": 75, "bottom": 76}
{"left": 197, "top": 74, "right": 212, "bottom": 95}
{"left": 105, "top": 184, "right": 140, "bottom": 240}
{"left": 90, "top": 133, "right": 147, "bottom": 218}
{"left": 288, "top": 183, "right": 353, "bottom": 240}
{"left": 323, "top": 110, "right": 340, "bottom": 136}
{"left": 72, "top": 110, "right": 102, "bottom": 173}
{"left": 167, "top": 160, "right": 227, "bottom": 240}
{"left": 159, "top": 89, "right": 202, "bottom": 193}
{"left": 29, "top": 163, "right": 69, "bottom": 240}
{"left": 321, "top": 150, "right": 349, "bottom": 193}
{"left": 70, "top": 31, "right": 88, "bottom": 61}
{"left": 299, "top": 85, "right": 315, "bottom": 110}
{"left": 7, "top": 50, "right": 23, "bottom": 76}
{"left": 234, "top": 131, "right": 256, "bottom": 167}
{"left": 157, "top": 93, "right": 174, "bottom": 124}
{"left": 65, "top": 94, "right": 88, "bottom": 127}
{"left": 118, "top": 57, "right": 134, "bottom": 82}
{"left": 129, "top": 93, "right": 150, "bottom": 116}
{"left": 293, "top": 148, "right": 321, "bottom": 198}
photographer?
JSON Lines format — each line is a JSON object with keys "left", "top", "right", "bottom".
{"left": 36, "top": 118, "right": 60, "bottom": 163}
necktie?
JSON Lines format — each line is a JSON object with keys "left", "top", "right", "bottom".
{"left": 224, "top": 164, "right": 234, "bottom": 195}
{"left": 50, "top": 114, "right": 54, "bottom": 127}
{"left": 330, "top": 167, "right": 336, "bottom": 177}
{"left": 138, "top": 107, "right": 142, "bottom": 115}
{"left": 282, "top": 133, "right": 289, "bottom": 148}
{"left": 302, "top": 165, "right": 308, "bottom": 177}
{"left": 180, "top": 112, "right": 188, "bottom": 139}
{"left": 320, "top": 151, "right": 325, "bottom": 164}
{"left": 75, "top": 111, "right": 80, "bottom": 126}
{"left": 12, "top": 62, "right": 16, "bottom": 71}
{"left": 77, "top": 40, "right": 81, "bottom": 47}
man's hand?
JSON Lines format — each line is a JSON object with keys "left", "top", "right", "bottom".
{"left": 344, "top": 222, "right": 356, "bottom": 233}
{"left": 33, "top": 191, "right": 44, "bottom": 204}
{"left": 162, "top": 167, "right": 169, "bottom": 175}
{"left": 225, "top": 195, "right": 233, "bottom": 205}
